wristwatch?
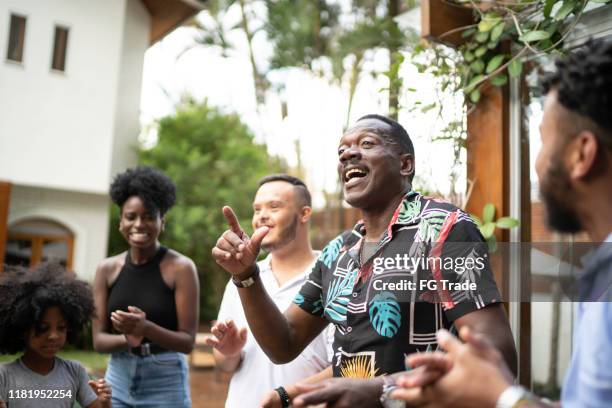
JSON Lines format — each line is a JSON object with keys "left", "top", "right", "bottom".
{"left": 231, "top": 265, "right": 260, "bottom": 288}
{"left": 495, "top": 385, "right": 538, "bottom": 408}
{"left": 379, "top": 376, "right": 406, "bottom": 408}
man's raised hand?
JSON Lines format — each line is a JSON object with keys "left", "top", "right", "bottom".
{"left": 212, "top": 206, "right": 269, "bottom": 277}
{"left": 205, "top": 318, "right": 248, "bottom": 357}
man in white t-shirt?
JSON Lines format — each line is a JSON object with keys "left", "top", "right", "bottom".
{"left": 207, "top": 174, "right": 333, "bottom": 408}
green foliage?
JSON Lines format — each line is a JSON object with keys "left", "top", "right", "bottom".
{"left": 408, "top": 0, "right": 603, "bottom": 118}
{"left": 454, "top": 0, "right": 596, "bottom": 106}
{"left": 473, "top": 203, "right": 520, "bottom": 252}
{"left": 265, "top": 0, "right": 340, "bottom": 70}
{"left": 137, "top": 102, "right": 285, "bottom": 322}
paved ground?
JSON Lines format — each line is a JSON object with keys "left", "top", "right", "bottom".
{"left": 190, "top": 368, "right": 231, "bottom": 408}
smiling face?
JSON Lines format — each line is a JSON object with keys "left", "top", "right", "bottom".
{"left": 119, "top": 195, "right": 164, "bottom": 250}
{"left": 337, "top": 118, "right": 413, "bottom": 210}
{"left": 252, "top": 181, "right": 307, "bottom": 252}
{"left": 25, "top": 306, "right": 67, "bottom": 360}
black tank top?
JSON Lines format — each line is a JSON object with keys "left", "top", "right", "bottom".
{"left": 107, "top": 246, "right": 178, "bottom": 337}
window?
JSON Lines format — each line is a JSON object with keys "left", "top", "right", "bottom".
{"left": 4, "top": 219, "right": 74, "bottom": 270}
{"left": 51, "top": 25, "right": 69, "bottom": 71}
{"left": 6, "top": 14, "right": 26, "bottom": 63}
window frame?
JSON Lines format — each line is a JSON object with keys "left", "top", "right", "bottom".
{"left": 50, "top": 24, "right": 70, "bottom": 73}
{"left": 5, "top": 12, "right": 27, "bottom": 64}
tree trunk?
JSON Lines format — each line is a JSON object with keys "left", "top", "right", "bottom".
{"left": 387, "top": 0, "right": 400, "bottom": 119}
{"left": 238, "top": 0, "right": 267, "bottom": 106}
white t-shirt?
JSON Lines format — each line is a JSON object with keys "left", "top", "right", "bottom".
{"left": 218, "top": 254, "right": 333, "bottom": 408}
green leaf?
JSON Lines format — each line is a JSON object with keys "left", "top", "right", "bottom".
{"left": 496, "top": 217, "right": 520, "bottom": 229}
{"left": 465, "top": 74, "right": 485, "bottom": 92}
{"left": 555, "top": 0, "right": 575, "bottom": 20}
{"left": 470, "top": 89, "right": 481, "bottom": 103}
{"left": 490, "top": 23, "right": 505, "bottom": 43}
{"left": 475, "top": 31, "right": 489, "bottom": 43}
{"left": 462, "top": 28, "right": 477, "bottom": 38}
{"left": 475, "top": 46, "right": 487, "bottom": 57}
{"left": 486, "top": 55, "right": 505, "bottom": 74}
{"left": 478, "top": 17, "right": 502, "bottom": 32}
{"left": 487, "top": 235, "right": 498, "bottom": 253}
{"left": 508, "top": 58, "right": 523, "bottom": 77}
{"left": 481, "top": 222, "right": 496, "bottom": 239}
{"left": 483, "top": 203, "right": 496, "bottom": 223}
{"left": 487, "top": 41, "right": 499, "bottom": 50}
{"left": 421, "top": 103, "right": 437, "bottom": 113}
{"left": 464, "top": 51, "right": 475, "bottom": 62}
{"left": 470, "top": 60, "right": 485, "bottom": 74}
{"left": 471, "top": 214, "right": 483, "bottom": 228}
{"left": 490, "top": 74, "right": 508, "bottom": 86}
{"left": 543, "top": 0, "right": 557, "bottom": 17}
{"left": 520, "top": 30, "right": 551, "bottom": 43}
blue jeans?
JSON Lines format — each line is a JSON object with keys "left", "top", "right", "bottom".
{"left": 105, "top": 351, "right": 191, "bottom": 408}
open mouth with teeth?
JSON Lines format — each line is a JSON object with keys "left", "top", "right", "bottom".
{"left": 129, "top": 232, "right": 151, "bottom": 243}
{"left": 343, "top": 167, "right": 369, "bottom": 188}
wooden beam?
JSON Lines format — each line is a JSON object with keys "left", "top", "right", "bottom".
{"left": 0, "top": 182, "right": 11, "bottom": 274}
{"left": 466, "top": 81, "right": 510, "bottom": 293}
{"left": 142, "top": 0, "right": 202, "bottom": 44}
{"left": 518, "top": 75, "right": 532, "bottom": 388}
{"left": 421, "top": 0, "right": 474, "bottom": 47}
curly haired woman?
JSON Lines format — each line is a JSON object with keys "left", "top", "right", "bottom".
{"left": 92, "top": 166, "right": 199, "bottom": 408}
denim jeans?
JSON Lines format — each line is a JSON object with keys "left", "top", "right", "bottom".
{"left": 105, "top": 351, "right": 191, "bottom": 407}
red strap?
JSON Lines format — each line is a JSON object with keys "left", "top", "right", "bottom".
{"left": 429, "top": 210, "right": 460, "bottom": 309}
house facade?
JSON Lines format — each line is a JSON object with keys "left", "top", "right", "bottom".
{"left": 0, "top": 0, "right": 202, "bottom": 280}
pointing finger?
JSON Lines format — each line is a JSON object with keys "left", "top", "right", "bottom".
{"left": 223, "top": 206, "right": 244, "bottom": 236}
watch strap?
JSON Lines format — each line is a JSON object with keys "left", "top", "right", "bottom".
{"left": 275, "top": 386, "right": 290, "bottom": 408}
{"left": 231, "top": 265, "right": 260, "bottom": 288}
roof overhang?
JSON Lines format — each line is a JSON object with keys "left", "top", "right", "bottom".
{"left": 141, "top": 0, "right": 206, "bottom": 45}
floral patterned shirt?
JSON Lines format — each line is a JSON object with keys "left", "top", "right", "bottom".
{"left": 294, "top": 190, "right": 501, "bottom": 378}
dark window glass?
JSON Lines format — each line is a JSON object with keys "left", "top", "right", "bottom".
{"left": 6, "top": 14, "right": 26, "bottom": 62}
{"left": 51, "top": 25, "right": 69, "bottom": 71}
{"left": 4, "top": 239, "right": 31, "bottom": 267}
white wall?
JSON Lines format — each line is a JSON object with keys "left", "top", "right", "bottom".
{"left": 110, "top": 0, "right": 150, "bottom": 179}
{"left": 0, "top": 0, "right": 148, "bottom": 194}
{"left": 8, "top": 184, "right": 110, "bottom": 282}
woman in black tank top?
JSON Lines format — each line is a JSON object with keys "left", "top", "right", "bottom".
{"left": 91, "top": 167, "right": 199, "bottom": 407}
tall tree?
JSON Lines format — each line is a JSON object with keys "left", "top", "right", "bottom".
{"left": 265, "top": 0, "right": 415, "bottom": 122}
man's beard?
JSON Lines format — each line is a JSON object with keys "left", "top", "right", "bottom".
{"left": 539, "top": 159, "right": 582, "bottom": 234}
{"left": 261, "top": 215, "right": 299, "bottom": 253}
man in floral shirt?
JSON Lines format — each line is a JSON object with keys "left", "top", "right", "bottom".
{"left": 295, "top": 188, "right": 503, "bottom": 378}
{"left": 212, "top": 114, "right": 516, "bottom": 407}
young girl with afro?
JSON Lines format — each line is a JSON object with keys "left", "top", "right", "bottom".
{"left": 0, "top": 263, "right": 111, "bottom": 408}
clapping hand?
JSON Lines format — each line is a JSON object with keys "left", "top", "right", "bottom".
{"left": 111, "top": 305, "right": 147, "bottom": 347}
{"left": 88, "top": 378, "right": 112, "bottom": 408}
